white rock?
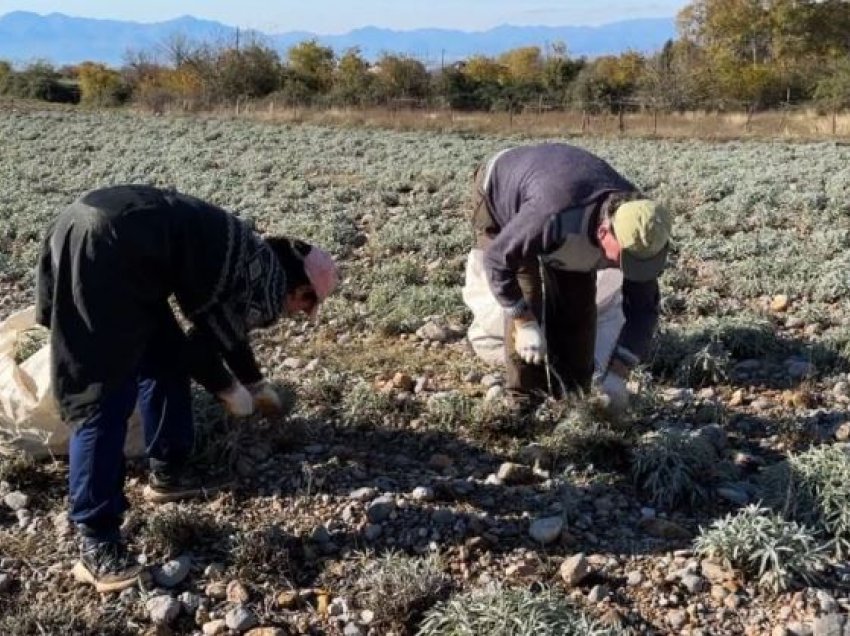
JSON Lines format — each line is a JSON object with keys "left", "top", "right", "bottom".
{"left": 411, "top": 486, "right": 434, "bottom": 501}
{"left": 153, "top": 555, "right": 191, "bottom": 588}
{"left": 146, "top": 595, "right": 181, "bottom": 624}
{"left": 225, "top": 605, "right": 258, "bottom": 632}
{"left": 529, "top": 516, "right": 564, "bottom": 544}
{"left": 626, "top": 570, "right": 644, "bottom": 586}
{"left": 485, "top": 385, "right": 505, "bottom": 402}
{"left": 282, "top": 357, "right": 305, "bottom": 369}
{"left": 3, "top": 491, "right": 28, "bottom": 512}
{"left": 349, "top": 487, "right": 377, "bottom": 502}
{"left": 560, "top": 553, "right": 589, "bottom": 587}
{"left": 202, "top": 619, "right": 227, "bottom": 635}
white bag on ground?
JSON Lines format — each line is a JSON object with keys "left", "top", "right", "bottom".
{"left": 462, "top": 249, "right": 626, "bottom": 375}
{"left": 0, "top": 306, "right": 145, "bottom": 458}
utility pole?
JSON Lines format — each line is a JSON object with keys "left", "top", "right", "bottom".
{"left": 236, "top": 26, "right": 240, "bottom": 51}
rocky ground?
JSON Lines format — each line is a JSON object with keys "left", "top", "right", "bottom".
{"left": 3, "top": 108, "right": 850, "bottom": 635}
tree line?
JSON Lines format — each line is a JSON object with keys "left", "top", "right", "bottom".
{"left": 3, "top": 0, "right": 850, "bottom": 114}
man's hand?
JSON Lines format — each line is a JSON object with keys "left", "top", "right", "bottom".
{"left": 248, "top": 380, "right": 284, "bottom": 415}
{"left": 600, "top": 372, "right": 629, "bottom": 413}
{"left": 217, "top": 382, "right": 255, "bottom": 417}
{"left": 514, "top": 318, "right": 547, "bottom": 365}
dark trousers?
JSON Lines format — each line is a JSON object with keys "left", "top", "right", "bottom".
{"left": 69, "top": 319, "right": 194, "bottom": 541}
{"left": 471, "top": 163, "right": 596, "bottom": 400}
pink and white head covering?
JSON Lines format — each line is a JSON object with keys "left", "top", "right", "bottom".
{"left": 303, "top": 245, "right": 339, "bottom": 318}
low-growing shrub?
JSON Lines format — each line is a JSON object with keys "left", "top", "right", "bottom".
{"left": 354, "top": 551, "right": 450, "bottom": 630}
{"left": 417, "top": 584, "right": 622, "bottom": 636}
{"left": 631, "top": 428, "right": 717, "bottom": 510}
{"left": 231, "top": 523, "right": 295, "bottom": 580}
{"left": 143, "top": 505, "right": 227, "bottom": 557}
{"left": 341, "top": 379, "right": 397, "bottom": 425}
{"left": 694, "top": 505, "right": 827, "bottom": 593}
{"left": 758, "top": 445, "right": 850, "bottom": 557}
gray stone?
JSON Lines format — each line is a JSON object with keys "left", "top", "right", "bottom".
{"left": 282, "top": 357, "right": 305, "bottom": 369}
{"left": 529, "top": 516, "right": 564, "bottom": 545}
{"left": 431, "top": 508, "right": 455, "bottom": 525}
{"left": 146, "top": 595, "right": 181, "bottom": 624}
{"left": 225, "top": 605, "right": 258, "bottom": 632}
{"left": 626, "top": 570, "right": 643, "bottom": 586}
{"left": 680, "top": 573, "right": 707, "bottom": 594}
{"left": 812, "top": 614, "right": 845, "bottom": 636}
{"left": 497, "top": 462, "right": 535, "bottom": 485}
{"left": 202, "top": 619, "right": 227, "bottom": 635}
{"left": 695, "top": 424, "right": 727, "bottom": 451}
{"left": 0, "top": 573, "right": 12, "bottom": 593}
{"left": 587, "top": 584, "right": 607, "bottom": 603}
{"left": 717, "top": 486, "right": 750, "bottom": 506}
{"left": 485, "top": 385, "right": 505, "bottom": 402}
{"left": 119, "top": 587, "right": 138, "bottom": 604}
{"left": 343, "top": 623, "right": 363, "bottom": 636}
{"left": 416, "top": 322, "right": 449, "bottom": 342}
{"left": 311, "top": 525, "right": 332, "bottom": 544}
{"left": 178, "top": 591, "right": 201, "bottom": 614}
{"left": 411, "top": 486, "right": 434, "bottom": 501}
{"left": 3, "top": 491, "right": 28, "bottom": 512}
{"left": 667, "top": 609, "right": 688, "bottom": 630}
{"left": 351, "top": 487, "right": 377, "bottom": 502}
{"left": 787, "top": 622, "right": 813, "bottom": 636}
{"left": 364, "top": 524, "right": 383, "bottom": 541}
{"left": 366, "top": 495, "right": 396, "bottom": 523}
{"left": 153, "top": 555, "right": 191, "bottom": 588}
{"left": 817, "top": 589, "right": 839, "bottom": 613}
{"left": 560, "top": 553, "right": 589, "bottom": 587}
{"left": 786, "top": 358, "right": 815, "bottom": 380}
{"left": 480, "top": 374, "right": 501, "bottom": 388}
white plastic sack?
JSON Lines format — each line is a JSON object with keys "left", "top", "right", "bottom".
{"left": 462, "top": 249, "right": 626, "bottom": 374}
{"left": 0, "top": 306, "right": 145, "bottom": 458}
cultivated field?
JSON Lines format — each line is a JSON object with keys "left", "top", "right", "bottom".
{"left": 2, "top": 108, "right": 850, "bottom": 635}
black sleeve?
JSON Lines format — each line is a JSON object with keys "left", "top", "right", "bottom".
{"left": 35, "top": 220, "right": 57, "bottom": 329}
{"left": 187, "top": 303, "right": 264, "bottom": 391}
{"left": 183, "top": 326, "right": 235, "bottom": 394}
{"left": 617, "top": 278, "right": 661, "bottom": 362}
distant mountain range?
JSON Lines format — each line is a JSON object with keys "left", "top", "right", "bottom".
{"left": 0, "top": 11, "right": 677, "bottom": 67}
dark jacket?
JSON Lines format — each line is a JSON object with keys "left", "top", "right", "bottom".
{"left": 480, "top": 143, "right": 661, "bottom": 361}
{"left": 35, "top": 185, "right": 284, "bottom": 424}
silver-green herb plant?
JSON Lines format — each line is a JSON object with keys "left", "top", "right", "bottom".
{"left": 694, "top": 504, "right": 828, "bottom": 593}
{"left": 354, "top": 551, "right": 451, "bottom": 629}
{"left": 417, "top": 584, "right": 623, "bottom": 636}
{"left": 758, "top": 445, "right": 850, "bottom": 557}
{"left": 631, "top": 428, "right": 717, "bottom": 510}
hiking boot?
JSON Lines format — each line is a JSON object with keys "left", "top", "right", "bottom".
{"left": 71, "top": 537, "right": 144, "bottom": 593}
{"left": 142, "top": 469, "right": 231, "bottom": 504}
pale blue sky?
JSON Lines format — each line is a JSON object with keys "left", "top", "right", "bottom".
{"left": 0, "top": 1, "right": 687, "bottom": 33}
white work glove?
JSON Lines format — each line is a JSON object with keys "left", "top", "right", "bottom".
{"left": 599, "top": 372, "right": 629, "bottom": 415}
{"left": 248, "top": 380, "right": 283, "bottom": 415}
{"left": 217, "top": 382, "right": 255, "bottom": 417}
{"left": 514, "top": 320, "right": 547, "bottom": 365}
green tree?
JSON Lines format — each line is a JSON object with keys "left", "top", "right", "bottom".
{"left": 332, "top": 47, "right": 372, "bottom": 105}
{"left": 372, "top": 54, "right": 429, "bottom": 101}
{"left": 287, "top": 39, "right": 335, "bottom": 94}
{"left": 77, "top": 61, "right": 128, "bottom": 106}
{"left": 814, "top": 57, "right": 850, "bottom": 132}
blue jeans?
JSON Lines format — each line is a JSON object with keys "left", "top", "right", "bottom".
{"left": 69, "top": 329, "right": 193, "bottom": 541}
